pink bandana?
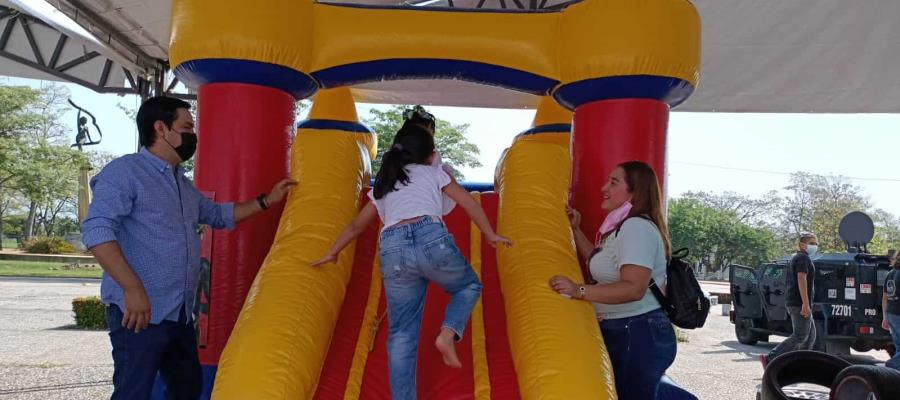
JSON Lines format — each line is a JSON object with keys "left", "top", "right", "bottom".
{"left": 595, "top": 201, "right": 633, "bottom": 245}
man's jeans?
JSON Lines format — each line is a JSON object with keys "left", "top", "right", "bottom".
{"left": 378, "top": 217, "right": 483, "bottom": 400}
{"left": 886, "top": 312, "right": 900, "bottom": 371}
{"left": 768, "top": 306, "right": 817, "bottom": 360}
{"left": 107, "top": 305, "right": 201, "bottom": 400}
{"left": 600, "top": 308, "right": 678, "bottom": 400}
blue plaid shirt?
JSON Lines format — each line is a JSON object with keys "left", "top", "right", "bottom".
{"left": 82, "top": 148, "right": 234, "bottom": 324}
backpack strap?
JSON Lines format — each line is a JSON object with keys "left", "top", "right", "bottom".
{"left": 649, "top": 248, "right": 689, "bottom": 314}
{"left": 648, "top": 278, "right": 675, "bottom": 313}
{"left": 613, "top": 214, "right": 652, "bottom": 237}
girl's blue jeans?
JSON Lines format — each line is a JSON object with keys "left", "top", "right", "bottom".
{"left": 378, "top": 216, "right": 482, "bottom": 400}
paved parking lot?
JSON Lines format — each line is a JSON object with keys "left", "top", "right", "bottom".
{"left": 669, "top": 297, "right": 889, "bottom": 399}
{"left": 0, "top": 278, "right": 891, "bottom": 399}
{"left": 0, "top": 278, "right": 112, "bottom": 399}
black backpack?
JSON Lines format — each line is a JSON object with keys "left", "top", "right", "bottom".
{"left": 616, "top": 217, "right": 710, "bottom": 329}
{"left": 650, "top": 248, "right": 710, "bottom": 329}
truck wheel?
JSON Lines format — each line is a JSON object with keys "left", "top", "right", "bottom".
{"left": 831, "top": 365, "right": 900, "bottom": 400}
{"left": 736, "top": 318, "right": 759, "bottom": 345}
{"left": 760, "top": 350, "right": 850, "bottom": 400}
{"left": 825, "top": 339, "right": 852, "bottom": 356}
{"left": 851, "top": 340, "right": 872, "bottom": 353}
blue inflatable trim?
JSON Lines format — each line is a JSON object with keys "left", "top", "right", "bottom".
{"left": 312, "top": 59, "right": 558, "bottom": 96}
{"left": 368, "top": 180, "right": 494, "bottom": 193}
{"left": 317, "top": 1, "right": 581, "bottom": 13}
{"left": 553, "top": 75, "right": 694, "bottom": 110}
{"left": 517, "top": 124, "right": 571, "bottom": 136}
{"left": 297, "top": 119, "right": 372, "bottom": 133}
{"left": 174, "top": 59, "right": 319, "bottom": 100}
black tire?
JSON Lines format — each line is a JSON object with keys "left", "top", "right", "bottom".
{"left": 758, "top": 334, "right": 770, "bottom": 343}
{"left": 851, "top": 340, "right": 872, "bottom": 353}
{"left": 759, "top": 350, "right": 850, "bottom": 400}
{"left": 831, "top": 365, "right": 900, "bottom": 400}
{"left": 736, "top": 318, "right": 759, "bottom": 345}
{"left": 825, "top": 339, "right": 852, "bottom": 356}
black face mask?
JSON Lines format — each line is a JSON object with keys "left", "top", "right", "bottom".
{"left": 164, "top": 130, "right": 198, "bottom": 162}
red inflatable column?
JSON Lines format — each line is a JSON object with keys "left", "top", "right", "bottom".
{"left": 193, "top": 82, "right": 294, "bottom": 365}
{"left": 571, "top": 98, "right": 669, "bottom": 265}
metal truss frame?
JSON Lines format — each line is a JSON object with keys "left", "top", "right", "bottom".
{"left": 0, "top": 5, "right": 191, "bottom": 100}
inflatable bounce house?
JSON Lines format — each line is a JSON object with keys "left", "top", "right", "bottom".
{"left": 167, "top": 0, "right": 700, "bottom": 398}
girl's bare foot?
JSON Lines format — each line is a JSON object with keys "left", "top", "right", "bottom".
{"left": 435, "top": 328, "right": 462, "bottom": 368}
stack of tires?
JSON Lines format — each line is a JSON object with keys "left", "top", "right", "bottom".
{"left": 759, "top": 351, "right": 900, "bottom": 400}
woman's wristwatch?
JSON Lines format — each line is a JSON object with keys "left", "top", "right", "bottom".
{"left": 575, "top": 285, "right": 587, "bottom": 300}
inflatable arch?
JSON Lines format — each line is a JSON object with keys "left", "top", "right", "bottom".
{"left": 167, "top": 1, "right": 700, "bottom": 398}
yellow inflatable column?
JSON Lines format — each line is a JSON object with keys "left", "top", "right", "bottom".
{"left": 212, "top": 89, "right": 372, "bottom": 399}
{"left": 496, "top": 98, "right": 617, "bottom": 400}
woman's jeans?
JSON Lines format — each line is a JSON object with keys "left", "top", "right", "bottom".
{"left": 601, "top": 308, "right": 678, "bottom": 400}
{"left": 379, "top": 216, "right": 483, "bottom": 400}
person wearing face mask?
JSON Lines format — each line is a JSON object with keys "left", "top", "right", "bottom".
{"left": 760, "top": 232, "right": 819, "bottom": 368}
{"left": 81, "top": 96, "right": 297, "bottom": 400}
{"left": 548, "top": 161, "right": 681, "bottom": 400}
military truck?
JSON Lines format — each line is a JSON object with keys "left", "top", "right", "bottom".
{"left": 729, "top": 212, "right": 895, "bottom": 356}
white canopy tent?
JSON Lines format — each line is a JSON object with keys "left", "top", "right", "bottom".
{"left": 2, "top": 0, "right": 898, "bottom": 112}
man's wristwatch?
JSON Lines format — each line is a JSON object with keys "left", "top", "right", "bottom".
{"left": 256, "top": 193, "right": 269, "bottom": 210}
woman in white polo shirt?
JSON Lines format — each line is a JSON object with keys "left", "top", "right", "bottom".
{"left": 550, "top": 160, "right": 676, "bottom": 400}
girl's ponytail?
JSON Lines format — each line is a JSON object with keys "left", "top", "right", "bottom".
{"left": 373, "top": 125, "right": 435, "bottom": 199}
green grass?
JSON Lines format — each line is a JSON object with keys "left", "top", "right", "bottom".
{"left": 0, "top": 260, "right": 102, "bottom": 278}
{"left": 1, "top": 239, "right": 19, "bottom": 249}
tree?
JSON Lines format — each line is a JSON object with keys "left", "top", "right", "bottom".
{"left": 668, "top": 192, "right": 779, "bottom": 272}
{"left": 680, "top": 190, "right": 782, "bottom": 226}
{"left": 0, "top": 85, "right": 43, "bottom": 138}
{"left": 17, "top": 142, "right": 86, "bottom": 237}
{"left": 0, "top": 83, "right": 86, "bottom": 242}
{"left": 0, "top": 128, "right": 32, "bottom": 247}
{"left": 779, "top": 173, "right": 870, "bottom": 253}
{"left": 869, "top": 209, "right": 900, "bottom": 255}
{"left": 364, "top": 105, "right": 481, "bottom": 180}
{"left": 86, "top": 149, "right": 117, "bottom": 171}
{"left": 26, "top": 83, "right": 70, "bottom": 144}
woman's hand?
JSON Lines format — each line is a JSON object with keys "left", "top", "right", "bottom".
{"left": 883, "top": 318, "right": 891, "bottom": 332}
{"left": 311, "top": 254, "right": 337, "bottom": 267}
{"left": 567, "top": 207, "right": 582, "bottom": 229}
{"left": 486, "top": 233, "right": 513, "bottom": 248}
{"left": 549, "top": 275, "right": 579, "bottom": 298}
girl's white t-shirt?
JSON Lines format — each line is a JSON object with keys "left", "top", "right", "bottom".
{"left": 589, "top": 217, "right": 667, "bottom": 319}
{"left": 368, "top": 163, "right": 452, "bottom": 230}
{"left": 433, "top": 151, "right": 457, "bottom": 214}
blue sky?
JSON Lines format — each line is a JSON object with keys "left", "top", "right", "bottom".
{"left": 6, "top": 76, "right": 900, "bottom": 216}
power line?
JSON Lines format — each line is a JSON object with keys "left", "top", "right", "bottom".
{"left": 671, "top": 161, "right": 900, "bottom": 183}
